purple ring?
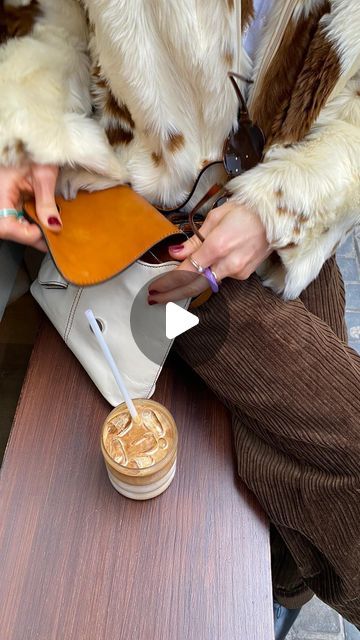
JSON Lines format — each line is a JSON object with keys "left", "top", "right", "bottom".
{"left": 204, "top": 267, "right": 219, "bottom": 293}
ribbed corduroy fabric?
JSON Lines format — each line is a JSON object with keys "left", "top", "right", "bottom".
{"left": 176, "top": 257, "right": 360, "bottom": 627}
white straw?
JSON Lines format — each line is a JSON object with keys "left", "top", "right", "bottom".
{"left": 85, "top": 309, "right": 140, "bottom": 422}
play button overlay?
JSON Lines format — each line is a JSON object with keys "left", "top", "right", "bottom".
{"left": 130, "top": 273, "right": 196, "bottom": 367}
{"left": 130, "top": 269, "right": 230, "bottom": 367}
{"left": 165, "top": 302, "right": 199, "bottom": 339}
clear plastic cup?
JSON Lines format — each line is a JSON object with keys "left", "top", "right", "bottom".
{"left": 101, "top": 399, "right": 178, "bottom": 500}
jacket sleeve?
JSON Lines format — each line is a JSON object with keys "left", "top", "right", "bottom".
{"left": 228, "top": 75, "right": 360, "bottom": 299}
{"left": 0, "top": 0, "right": 126, "bottom": 180}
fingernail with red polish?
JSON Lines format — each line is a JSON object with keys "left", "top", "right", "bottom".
{"left": 48, "top": 216, "right": 61, "bottom": 227}
{"left": 148, "top": 289, "right": 159, "bottom": 295}
{"left": 169, "top": 244, "right": 184, "bottom": 252}
{"left": 148, "top": 299, "right": 158, "bottom": 306}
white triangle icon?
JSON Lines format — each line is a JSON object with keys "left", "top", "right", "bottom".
{"left": 166, "top": 302, "right": 199, "bottom": 339}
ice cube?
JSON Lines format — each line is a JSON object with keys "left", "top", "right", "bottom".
{"left": 132, "top": 455, "right": 155, "bottom": 469}
{"left": 142, "top": 409, "right": 165, "bottom": 437}
{"left": 128, "top": 432, "right": 158, "bottom": 457}
{"left": 109, "top": 436, "right": 127, "bottom": 465}
{"left": 111, "top": 412, "right": 132, "bottom": 436}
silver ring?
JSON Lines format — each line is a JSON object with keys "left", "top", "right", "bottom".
{"left": 211, "top": 269, "right": 220, "bottom": 284}
{"left": 189, "top": 256, "right": 206, "bottom": 274}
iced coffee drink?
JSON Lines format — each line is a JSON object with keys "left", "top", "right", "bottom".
{"left": 101, "top": 399, "right": 178, "bottom": 500}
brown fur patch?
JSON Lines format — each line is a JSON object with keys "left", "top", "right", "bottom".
{"left": 91, "top": 65, "right": 136, "bottom": 140}
{"left": 226, "top": 0, "right": 254, "bottom": 27}
{"left": 95, "top": 78, "right": 107, "bottom": 91}
{"left": 225, "top": 0, "right": 254, "bottom": 26}
{"left": 151, "top": 151, "right": 163, "bottom": 167}
{"left": 297, "top": 213, "right": 308, "bottom": 225}
{"left": 104, "top": 91, "right": 135, "bottom": 129}
{"left": 241, "top": 0, "right": 254, "bottom": 28}
{"left": 2, "top": 138, "right": 28, "bottom": 165}
{"left": 105, "top": 125, "right": 134, "bottom": 147}
{"left": 277, "top": 205, "right": 299, "bottom": 218}
{"left": 250, "top": 1, "right": 332, "bottom": 146}
{"left": 15, "top": 139, "right": 25, "bottom": 156}
{"left": 0, "top": 0, "right": 42, "bottom": 45}
{"left": 223, "top": 46, "right": 234, "bottom": 68}
{"left": 279, "top": 28, "right": 341, "bottom": 144}
{"left": 275, "top": 189, "right": 284, "bottom": 199}
{"left": 92, "top": 65, "right": 107, "bottom": 89}
{"left": 166, "top": 132, "right": 185, "bottom": 153}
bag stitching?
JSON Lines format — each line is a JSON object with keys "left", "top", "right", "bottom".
{"left": 64, "top": 288, "right": 84, "bottom": 342}
{"left": 135, "top": 260, "right": 179, "bottom": 270}
{"left": 38, "top": 280, "right": 68, "bottom": 288}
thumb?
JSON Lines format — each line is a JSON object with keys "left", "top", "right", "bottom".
{"left": 31, "top": 164, "right": 61, "bottom": 232}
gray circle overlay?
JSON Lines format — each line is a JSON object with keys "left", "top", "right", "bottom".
{"left": 130, "top": 269, "right": 230, "bottom": 367}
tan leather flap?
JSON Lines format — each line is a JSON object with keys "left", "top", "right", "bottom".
{"left": 24, "top": 186, "right": 184, "bottom": 286}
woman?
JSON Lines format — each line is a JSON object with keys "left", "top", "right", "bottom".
{"left": 1, "top": 1, "right": 360, "bottom": 637}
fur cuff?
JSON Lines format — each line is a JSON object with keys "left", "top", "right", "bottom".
{"left": 228, "top": 121, "right": 360, "bottom": 299}
{"left": 0, "top": 2, "right": 126, "bottom": 182}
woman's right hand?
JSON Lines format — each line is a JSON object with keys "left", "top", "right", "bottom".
{"left": 0, "top": 164, "right": 60, "bottom": 251}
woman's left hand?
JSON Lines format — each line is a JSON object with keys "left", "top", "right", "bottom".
{"left": 148, "top": 201, "right": 271, "bottom": 303}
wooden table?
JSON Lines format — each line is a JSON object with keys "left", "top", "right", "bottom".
{"left": 0, "top": 320, "right": 274, "bottom": 640}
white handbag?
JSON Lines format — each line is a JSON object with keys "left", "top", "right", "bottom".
{"left": 31, "top": 253, "right": 188, "bottom": 406}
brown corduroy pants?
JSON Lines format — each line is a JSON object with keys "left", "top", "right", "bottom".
{"left": 176, "top": 256, "right": 360, "bottom": 627}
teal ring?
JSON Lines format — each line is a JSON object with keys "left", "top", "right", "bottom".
{"left": 0, "top": 208, "right": 19, "bottom": 218}
{"left": 0, "top": 208, "right": 26, "bottom": 221}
